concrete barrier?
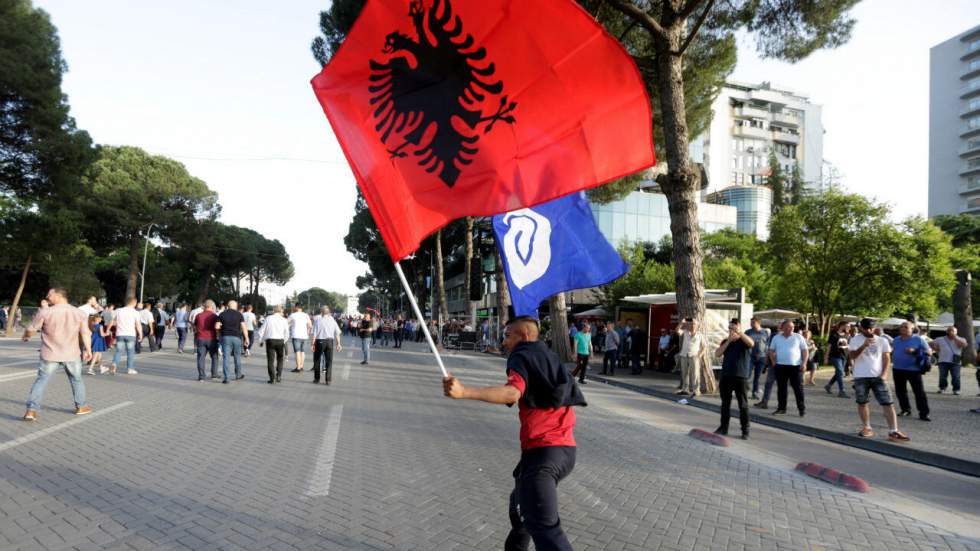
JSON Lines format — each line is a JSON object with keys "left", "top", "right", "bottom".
{"left": 688, "top": 428, "right": 731, "bottom": 447}
{"left": 795, "top": 462, "right": 870, "bottom": 493}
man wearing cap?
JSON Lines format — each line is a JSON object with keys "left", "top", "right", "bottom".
{"left": 443, "top": 316, "right": 584, "bottom": 551}
{"left": 850, "top": 318, "right": 909, "bottom": 441}
{"left": 766, "top": 320, "right": 808, "bottom": 417}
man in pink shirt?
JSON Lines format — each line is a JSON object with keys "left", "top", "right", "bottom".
{"left": 21, "top": 288, "right": 93, "bottom": 421}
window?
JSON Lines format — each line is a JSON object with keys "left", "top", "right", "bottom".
{"left": 968, "top": 196, "right": 980, "bottom": 209}
{"left": 968, "top": 77, "right": 980, "bottom": 91}
{"left": 968, "top": 38, "right": 980, "bottom": 53}
{"left": 966, "top": 157, "right": 980, "bottom": 169}
{"left": 970, "top": 58, "right": 980, "bottom": 72}
{"left": 965, "top": 138, "right": 980, "bottom": 152}
{"left": 968, "top": 98, "right": 980, "bottom": 113}
{"left": 966, "top": 175, "right": 980, "bottom": 190}
{"left": 968, "top": 116, "right": 980, "bottom": 130}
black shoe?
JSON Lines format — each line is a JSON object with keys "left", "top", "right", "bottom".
{"left": 236, "top": 375, "right": 245, "bottom": 380}
{"left": 197, "top": 377, "right": 204, "bottom": 382}
{"left": 824, "top": 385, "right": 833, "bottom": 395}
{"left": 754, "top": 401, "right": 768, "bottom": 409}
{"left": 772, "top": 409, "right": 786, "bottom": 415}
{"left": 740, "top": 433, "right": 749, "bottom": 440}
{"left": 222, "top": 379, "right": 229, "bottom": 384}
{"left": 360, "top": 361, "right": 368, "bottom": 365}
{"left": 291, "top": 368, "right": 301, "bottom": 373}
{"left": 579, "top": 380, "right": 587, "bottom": 385}
{"left": 313, "top": 379, "right": 320, "bottom": 384}
{"left": 919, "top": 415, "right": 931, "bottom": 422}
{"left": 267, "top": 380, "right": 274, "bottom": 384}
{"left": 713, "top": 427, "right": 728, "bottom": 436}
{"left": 898, "top": 410, "right": 911, "bottom": 417}
{"left": 798, "top": 410, "right": 805, "bottom": 417}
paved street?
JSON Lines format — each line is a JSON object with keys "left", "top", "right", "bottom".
{"left": 1, "top": 336, "right": 979, "bottom": 551}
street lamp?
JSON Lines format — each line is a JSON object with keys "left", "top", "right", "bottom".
{"left": 139, "top": 223, "right": 158, "bottom": 304}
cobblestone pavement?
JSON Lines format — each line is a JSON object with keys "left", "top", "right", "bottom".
{"left": 590, "top": 360, "right": 980, "bottom": 464}
{"left": 0, "top": 336, "right": 978, "bottom": 550}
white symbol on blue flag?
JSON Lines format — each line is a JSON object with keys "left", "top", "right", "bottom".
{"left": 500, "top": 209, "right": 552, "bottom": 290}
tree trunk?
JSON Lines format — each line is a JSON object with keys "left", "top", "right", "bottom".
{"left": 654, "top": 28, "right": 706, "bottom": 326}
{"left": 550, "top": 293, "right": 573, "bottom": 363}
{"left": 5, "top": 256, "right": 31, "bottom": 337}
{"left": 495, "top": 248, "right": 510, "bottom": 323}
{"left": 435, "top": 229, "right": 449, "bottom": 324}
{"left": 125, "top": 235, "right": 140, "bottom": 300}
{"left": 954, "top": 270, "right": 977, "bottom": 366}
{"left": 196, "top": 270, "right": 212, "bottom": 305}
{"left": 464, "top": 217, "right": 476, "bottom": 326}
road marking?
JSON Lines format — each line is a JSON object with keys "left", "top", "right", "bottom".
{"left": 0, "top": 371, "right": 36, "bottom": 382}
{"left": 341, "top": 363, "right": 350, "bottom": 381}
{"left": 0, "top": 401, "right": 135, "bottom": 453}
{"left": 305, "top": 404, "right": 343, "bottom": 497}
{"left": 1, "top": 359, "right": 42, "bottom": 369}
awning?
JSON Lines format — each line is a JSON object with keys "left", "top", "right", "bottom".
{"left": 573, "top": 308, "right": 607, "bottom": 318}
{"left": 753, "top": 308, "right": 803, "bottom": 319}
{"left": 623, "top": 290, "right": 739, "bottom": 305}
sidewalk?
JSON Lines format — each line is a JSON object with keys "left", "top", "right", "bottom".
{"left": 586, "top": 362, "right": 980, "bottom": 468}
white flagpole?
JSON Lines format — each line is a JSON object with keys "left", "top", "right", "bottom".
{"left": 393, "top": 261, "right": 448, "bottom": 377}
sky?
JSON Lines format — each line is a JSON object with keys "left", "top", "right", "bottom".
{"left": 35, "top": 0, "right": 980, "bottom": 298}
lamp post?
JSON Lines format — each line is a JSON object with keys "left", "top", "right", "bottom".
{"left": 139, "top": 223, "right": 158, "bottom": 305}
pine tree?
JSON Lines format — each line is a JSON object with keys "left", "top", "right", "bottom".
{"left": 767, "top": 151, "right": 786, "bottom": 215}
{"left": 789, "top": 162, "right": 805, "bottom": 205}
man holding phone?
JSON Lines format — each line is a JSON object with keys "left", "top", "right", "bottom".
{"left": 850, "top": 318, "right": 909, "bottom": 441}
{"left": 714, "top": 319, "right": 755, "bottom": 439}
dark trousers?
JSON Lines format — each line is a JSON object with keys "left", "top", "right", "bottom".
{"left": 137, "top": 324, "right": 150, "bottom": 352}
{"left": 313, "top": 339, "right": 334, "bottom": 383}
{"left": 176, "top": 327, "right": 188, "bottom": 351}
{"left": 195, "top": 338, "right": 219, "bottom": 379}
{"left": 775, "top": 364, "right": 805, "bottom": 413}
{"left": 750, "top": 357, "right": 766, "bottom": 395}
{"left": 894, "top": 369, "right": 929, "bottom": 417}
{"left": 719, "top": 374, "right": 750, "bottom": 434}
{"left": 154, "top": 325, "right": 166, "bottom": 349}
{"left": 394, "top": 329, "right": 403, "bottom": 348}
{"left": 631, "top": 353, "right": 642, "bottom": 374}
{"left": 265, "top": 339, "right": 285, "bottom": 381}
{"left": 572, "top": 354, "right": 589, "bottom": 382}
{"left": 505, "top": 446, "right": 575, "bottom": 551}
{"left": 602, "top": 349, "right": 618, "bottom": 375}
{"left": 246, "top": 330, "right": 254, "bottom": 350}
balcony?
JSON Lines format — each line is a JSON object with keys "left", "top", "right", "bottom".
{"left": 959, "top": 161, "right": 980, "bottom": 176}
{"left": 960, "top": 124, "right": 980, "bottom": 138}
{"left": 732, "top": 124, "right": 770, "bottom": 139}
{"left": 959, "top": 81, "right": 980, "bottom": 99}
{"left": 961, "top": 141, "right": 980, "bottom": 157}
{"left": 771, "top": 111, "right": 800, "bottom": 127}
{"left": 962, "top": 102, "right": 980, "bottom": 118}
{"left": 959, "top": 181, "right": 980, "bottom": 195}
{"left": 733, "top": 106, "right": 771, "bottom": 119}
{"left": 772, "top": 129, "right": 800, "bottom": 144}
{"left": 960, "top": 202, "right": 980, "bottom": 214}
{"left": 963, "top": 64, "right": 980, "bottom": 81}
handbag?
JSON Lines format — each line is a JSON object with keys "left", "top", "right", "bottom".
{"left": 943, "top": 338, "right": 962, "bottom": 366}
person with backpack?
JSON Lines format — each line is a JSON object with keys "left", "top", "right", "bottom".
{"left": 891, "top": 321, "right": 932, "bottom": 421}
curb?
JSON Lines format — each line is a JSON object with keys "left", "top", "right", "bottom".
{"left": 795, "top": 462, "right": 870, "bottom": 493}
{"left": 588, "top": 373, "right": 980, "bottom": 479}
{"left": 688, "top": 428, "right": 730, "bottom": 447}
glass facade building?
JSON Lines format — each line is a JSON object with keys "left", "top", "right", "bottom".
{"left": 706, "top": 185, "right": 772, "bottom": 240}
{"left": 590, "top": 190, "right": 737, "bottom": 246}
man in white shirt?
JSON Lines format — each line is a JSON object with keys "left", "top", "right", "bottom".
{"left": 188, "top": 303, "right": 204, "bottom": 324}
{"left": 311, "top": 307, "right": 343, "bottom": 385}
{"left": 849, "top": 318, "right": 909, "bottom": 442}
{"left": 766, "top": 320, "right": 808, "bottom": 416}
{"left": 242, "top": 304, "right": 257, "bottom": 357}
{"left": 259, "top": 305, "right": 290, "bottom": 383}
{"left": 111, "top": 297, "right": 143, "bottom": 375}
{"left": 137, "top": 303, "right": 155, "bottom": 353}
{"left": 676, "top": 318, "right": 705, "bottom": 397}
{"left": 287, "top": 305, "right": 313, "bottom": 372}
{"left": 931, "top": 326, "right": 968, "bottom": 395}
{"left": 78, "top": 296, "right": 101, "bottom": 316}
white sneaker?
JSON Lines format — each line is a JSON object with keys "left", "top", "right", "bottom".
{"left": 99, "top": 365, "right": 109, "bottom": 374}
{"left": 127, "top": 369, "right": 139, "bottom": 375}
{"left": 85, "top": 368, "right": 95, "bottom": 375}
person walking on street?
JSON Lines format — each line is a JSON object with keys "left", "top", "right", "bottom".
{"left": 311, "top": 307, "right": 343, "bottom": 385}
{"left": 192, "top": 300, "right": 220, "bottom": 381}
{"left": 242, "top": 304, "right": 257, "bottom": 357}
{"left": 174, "top": 304, "right": 189, "bottom": 353}
{"left": 744, "top": 318, "right": 770, "bottom": 400}
{"left": 78, "top": 296, "right": 101, "bottom": 316}
{"left": 22, "top": 288, "right": 93, "bottom": 420}
{"left": 86, "top": 315, "right": 110, "bottom": 375}
{"left": 802, "top": 330, "right": 818, "bottom": 386}
{"left": 571, "top": 322, "right": 592, "bottom": 384}
{"left": 258, "top": 305, "right": 289, "bottom": 383}
{"left": 931, "top": 326, "right": 967, "bottom": 395}
{"left": 110, "top": 297, "right": 142, "bottom": 375}
{"left": 288, "top": 305, "right": 312, "bottom": 372}
{"left": 629, "top": 325, "right": 646, "bottom": 375}
{"left": 891, "top": 321, "right": 932, "bottom": 422}
{"left": 767, "top": 320, "right": 808, "bottom": 417}
{"left": 215, "top": 300, "right": 249, "bottom": 383}
{"left": 394, "top": 315, "right": 406, "bottom": 348}
{"left": 442, "top": 316, "right": 584, "bottom": 551}
{"left": 676, "top": 319, "right": 705, "bottom": 397}
{"left": 137, "top": 303, "right": 154, "bottom": 353}
{"left": 602, "top": 322, "right": 620, "bottom": 376}
{"left": 824, "top": 322, "right": 850, "bottom": 398}
{"left": 359, "top": 314, "right": 374, "bottom": 364}
{"left": 850, "top": 318, "right": 909, "bottom": 441}
{"left": 153, "top": 303, "right": 169, "bottom": 350}
{"left": 715, "top": 319, "right": 755, "bottom": 439}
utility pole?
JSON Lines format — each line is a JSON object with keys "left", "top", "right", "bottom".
{"left": 139, "top": 223, "right": 157, "bottom": 305}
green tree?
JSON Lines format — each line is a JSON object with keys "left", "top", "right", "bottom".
{"left": 296, "top": 287, "right": 347, "bottom": 313}
{"left": 767, "top": 151, "right": 786, "bottom": 214}
{"left": 788, "top": 162, "right": 805, "bottom": 205}
{"left": 582, "top": 0, "right": 861, "bottom": 327}
{"left": 82, "top": 146, "right": 219, "bottom": 299}
{"left": 701, "top": 228, "right": 773, "bottom": 307}
{"left": 769, "top": 191, "right": 953, "bottom": 337}
{"left": 933, "top": 214, "right": 980, "bottom": 312}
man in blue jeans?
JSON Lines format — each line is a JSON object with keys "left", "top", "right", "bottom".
{"left": 744, "top": 318, "right": 770, "bottom": 400}
{"left": 215, "top": 300, "right": 249, "bottom": 383}
{"left": 824, "top": 322, "right": 851, "bottom": 398}
{"left": 110, "top": 296, "right": 143, "bottom": 375}
{"left": 21, "top": 288, "right": 93, "bottom": 421}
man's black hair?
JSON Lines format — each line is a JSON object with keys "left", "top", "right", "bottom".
{"left": 684, "top": 317, "right": 694, "bottom": 322}
{"left": 506, "top": 315, "right": 539, "bottom": 327}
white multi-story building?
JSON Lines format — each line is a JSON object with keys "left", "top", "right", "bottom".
{"left": 929, "top": 24, "right": 980, "bottom": 217}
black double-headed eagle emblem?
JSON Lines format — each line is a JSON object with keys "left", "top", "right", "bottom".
{"left": 368, "top": 0, "right": 518, "bottom": 188}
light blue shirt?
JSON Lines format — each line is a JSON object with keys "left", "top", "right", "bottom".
{"left": 769, "top": 332, "right": 808, "bottom": 366}
{"left": 174, "top": 310, "right": 189, "bottom": 328}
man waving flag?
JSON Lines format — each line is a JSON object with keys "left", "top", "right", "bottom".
{"left": 311, "top": 0, "right": 655, "bottom": 261}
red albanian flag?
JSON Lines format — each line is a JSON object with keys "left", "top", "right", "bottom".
{"left": 312, "top": 0, "right": 655, "bottom": 261}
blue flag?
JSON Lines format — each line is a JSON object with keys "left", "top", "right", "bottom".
{"left": 492, "top": 191, "right": 628, "bottom": 318}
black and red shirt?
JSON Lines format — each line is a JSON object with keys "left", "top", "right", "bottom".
{"left": 504, "top": 341, "right": 579, "bottom": 450}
